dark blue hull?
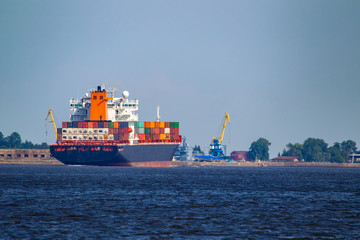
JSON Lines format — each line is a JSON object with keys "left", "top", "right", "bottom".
{"left": 50, "top": 144, "right": 179, "bottom": 167}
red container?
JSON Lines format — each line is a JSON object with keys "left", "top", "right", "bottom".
{"left": 82, "top": 122, "right": 88, "bottom": 128}
{"left": 62, "top": 122, "right": 68, "bottom": 128}
{"left": 154, "top": 128, "right": 160, "bottom": 134}
{"left": 160, "top": 128, "right": 164, "bottom": 134}
{"left": 155, "top": 133, "right": 160, "bottom": 140}
{"left": 93, "top": 122, "right": 99, "bottom": 128}
{"left": 165, "top": 122, "right": 170, "bottom": 128}
{"left": 109, "top": 128, "right": 115, "bottom": 134}
{"left": 104, "top": 122, "right": 109, "bottom": 128}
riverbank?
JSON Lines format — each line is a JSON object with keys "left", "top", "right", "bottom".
{"left": 1, "top": 149, "right": 360, "bottom": 167}
{"left": 171, "top": 160, "right": 360, "bottom": 168}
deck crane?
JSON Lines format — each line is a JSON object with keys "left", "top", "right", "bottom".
{"left": 209, "top": 112, "right": 230, "bottom": 158}
{"left": 45, "top": 108, "right": 57, "bottom": 141}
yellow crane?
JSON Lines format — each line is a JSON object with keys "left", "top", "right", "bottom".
{"left": 45, "top": 108, "right": 57, "bottom": 141}
{"left": 210, "top": 112, "right": 230, "bottom": 157}
{"left": 218, "top": 112, "right": 230, "bottom": 145}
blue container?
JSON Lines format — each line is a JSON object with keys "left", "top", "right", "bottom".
{"left": 114, "top": 134, "right": 119, "bottom": 140}
{"left": 123, "top": 122, "right": 128, "bottom": 128}
{"left": 98, "top": 121, "right": 104, "bottom": 128}
{"left": 72, "top": 122, "right": 78, "bottom": 128}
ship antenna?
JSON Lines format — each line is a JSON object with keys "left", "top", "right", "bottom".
{"left": 156, "top": 105, "right": 160, "bottom": 122}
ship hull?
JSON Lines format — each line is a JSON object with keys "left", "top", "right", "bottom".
{"left": 50, "top": 144, "right": 179, "bottom": 167}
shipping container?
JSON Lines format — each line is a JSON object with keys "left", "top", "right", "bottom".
{"left": 57, "top": 128, "right": 62, "bottom": 134}
{"left": 114, "top": 122, "right": 119, "bottom": 128}
{"left": 57, "top": 134, "right": 62, "bottom": 141}
{"left": 164, "top": 128, "right": 170, "bottom": 134}
{"left": 114, "top": 134, "right": 119, "bottom": 140}
{"left": 109, "top": 122, "right": 114, "bottom": 128}
{"left": 62, "top": 122, "right": 67, "bottom": 128}
{"left": 165, "top": 122, "right": 170, "bottom": 128}
{"left": 93, "top": 122, "right": 99, "bottom": 128}
{"left": 160, "top": 134, "right": 165, "bottom": 140}
{"left": 98, "top": 121, "right": 104, "bottom": 128}
{"left": 103, "top": 122, "right": 109, "bottom": 128}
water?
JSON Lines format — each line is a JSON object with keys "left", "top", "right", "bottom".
{"left": 1, "top": 165, "right": 359, "bottom": 239}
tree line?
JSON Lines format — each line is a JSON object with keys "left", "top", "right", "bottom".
{"left": 0, "top": 131, "right": 49, "bottom": 149}
{"left": 248, "top": 137, "right": 358, "bottom": 162}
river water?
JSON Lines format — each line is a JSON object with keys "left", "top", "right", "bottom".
{"left": 1, "top": 165, "right": 359, "bottom": 239}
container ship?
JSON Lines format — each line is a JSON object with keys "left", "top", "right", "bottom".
{"left": 49, "top": 84, "right": 181, "bottom": 167}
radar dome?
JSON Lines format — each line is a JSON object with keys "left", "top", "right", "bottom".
{"left": 122, "top": 90, "right": 129, "bottom": 99}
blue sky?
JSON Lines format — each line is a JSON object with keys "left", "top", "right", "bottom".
{"left": 1, "top": 0, "right": 359, "bottom": 157}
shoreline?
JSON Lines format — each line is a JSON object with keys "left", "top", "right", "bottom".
{"left": 171, "top": 160, "right": 360, "bottom": 168}
{"left": 1, "top": 149, "right": 360, "bottom": 167}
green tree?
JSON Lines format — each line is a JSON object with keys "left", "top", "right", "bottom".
{"left": 22, "top": 140, "right": 34, "bottom": 149}
{"left": 282, "top": 143, "right": 304, "bottom": 160}
{"left": 340, "top": 140, "right": 357, "bottom": 155}
{"left": 303, "top": 138, "right": 328, "bottom": 162}
{"left": 248, "top": 138, "right": 271, "bottom": 161}
{"left": 7, "top": 132, "right": 22, "bottom": 149}
{"left": 328, "top": 143, "right": 347, "bottom": 163}
{"left": 0, "top": 131, "right": 5, "bottom": 148}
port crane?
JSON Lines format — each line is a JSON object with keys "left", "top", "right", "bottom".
{"left": 209, "top": 112, "right": 230, "bottom": 157}
{"left": 45, "top": 108, "right": 57, "bottom": 141}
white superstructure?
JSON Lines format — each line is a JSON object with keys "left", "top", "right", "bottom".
{"left": 69, "top": 86, "right": 139, "bottom": 122}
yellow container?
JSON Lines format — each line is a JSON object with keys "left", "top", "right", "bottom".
{"left": 150, "top": 122, "right": 155, "bottom": 128}
{"left": 160, "top": 134, "right": 165, "bottom": 140}
{"left": 114, "top": 122, "right": 119, "bottom": 128}
{"left": 160, "top": 122, "right": 165, "bottom": 128}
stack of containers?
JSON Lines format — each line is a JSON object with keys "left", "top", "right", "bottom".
{"left": 59, "top": 121, "right": 131, "bottom": 143}
{"left": 134, "top": 122, "right": 179, "bottom": 143}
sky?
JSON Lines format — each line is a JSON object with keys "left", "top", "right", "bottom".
{"left": 1, "top": 0, "right": 360, "bottom": 158}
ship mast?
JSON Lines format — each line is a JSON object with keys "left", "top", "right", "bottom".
{"left": 156, "top": 105, "right": 160, "bottom": 122}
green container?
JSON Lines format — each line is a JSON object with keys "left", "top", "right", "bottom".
{"left": 170, "top": 122, "right": 179, "bottom": 128}
{"left": 134, "top": 122, "right": 144, "bottom": 128}
{"left": 145, "top": 128, "right": 151, "bottom": 134}
{"left": 108, "top": 122, "right": 114, "bottom": 128}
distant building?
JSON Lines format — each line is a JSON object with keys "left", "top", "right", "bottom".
{"left": 271, "top": 156, "right": 298, "bottom": 162}
{"left": 231, "top": 151, "right": 250, "bottom": 161}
